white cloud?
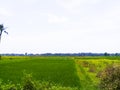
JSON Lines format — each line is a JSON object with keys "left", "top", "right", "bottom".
{"left": 22, "top": 0, "right": 38, "bottom": 3}
{"left": 0, "top": 8, "right": 13, "bottom": 17}
{"left": 56, "top": 0, "right": 101, "bottom": 9}
{"left": 48, "top": 14, "right": 68, "bottom": 23}
{"left": 56, "top": 0, "right": 81, "bottom": 9}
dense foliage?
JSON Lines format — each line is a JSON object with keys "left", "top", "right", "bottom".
{"left": 99, "top": 65, "right": 120, "bottom": 90}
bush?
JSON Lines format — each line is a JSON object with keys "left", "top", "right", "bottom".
{"left": 88, "top": 64, "right": 96, "bottom": 73}
{"left": 82, "top": 61, "right": 89, "bottom": 67}
{"left": 0, "top": 81, "right": 17, "bottom": 90}
{"left": 22, "top": 74, "right": 37, "bottom": 90}
{"left": 99, "top": 65, "right": 120, "bottom": 90}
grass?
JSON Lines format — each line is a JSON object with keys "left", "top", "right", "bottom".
{"left": 75, "top": 57, "right": 120, "bottom": 90}
{"left": 0, "top": 56, "right": 120, "bottom": 90}
{"left": 0, "top": 56, "right": 80, "bottom": 88}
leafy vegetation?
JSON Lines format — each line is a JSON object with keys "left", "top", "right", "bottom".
{"left": 99, "top": 65, "right": 120, "bottom": 90}
{"left": 0, "top": 73, "right": 79, "bottom": 90}
{"left": 75, "top": 57, "right": 120, "bottom": 90}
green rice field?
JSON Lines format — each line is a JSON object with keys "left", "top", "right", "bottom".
{"left": 0, "top": 56, "right": 120, "bottom": 90}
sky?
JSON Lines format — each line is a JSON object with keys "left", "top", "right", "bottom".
{"left": 0, "top": 0, "right": 120, "bottom": 54}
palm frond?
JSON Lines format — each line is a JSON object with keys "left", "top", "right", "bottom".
{"left": 4, "top": 31, "right": 8, "bottom": 34}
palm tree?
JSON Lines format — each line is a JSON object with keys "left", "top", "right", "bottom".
{"left": 0, "top": 24, "right": 8, "bottom": 42}
{"left": 0, "top": 24, "right": 8, "bottom": 59}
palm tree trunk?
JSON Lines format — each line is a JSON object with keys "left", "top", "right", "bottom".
{"left": 0, "top": 36, "right": 1, "bottom": 60}
{"left": 0, "top": 35, "right": 1, "bottom": 43}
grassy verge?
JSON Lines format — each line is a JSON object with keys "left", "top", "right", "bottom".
{"left": 75, "top": 57, "right": 120, "bottom": 90}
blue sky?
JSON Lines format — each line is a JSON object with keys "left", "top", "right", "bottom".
{"left": 0, "top": 0, "right": 120, "bottom": 53}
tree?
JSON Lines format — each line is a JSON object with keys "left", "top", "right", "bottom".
{"left": 0, "top": 24, "right": 8, "bottom": 59}
{"left": 104, "top": 52, "right": 109, "bottom": 56}
{"left": 0, "top": 24, "right": 8, "bottom": 42}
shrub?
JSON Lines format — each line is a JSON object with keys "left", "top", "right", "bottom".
{"left": 22, "top": 74, "right": 37, "bottom": 90}
{"left": 4, "top": 84, "right": 17, "bottom": 90}
{"left": 88, "top": 64, "right": 96, "bottom": 73}
{"left": 99, "top": 65, "right": 120, "bottom": 90}
{"left": 0, "top": 81, "right": 17, "bottom": 90}
{"left": 82, "top": 61, "right": 89, "bottom": 67}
